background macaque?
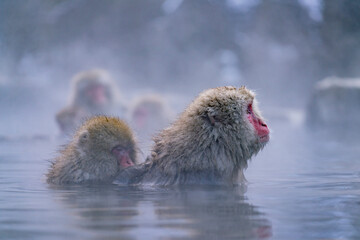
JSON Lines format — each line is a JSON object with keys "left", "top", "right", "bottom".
{"left": 56, "top": 69, "right": 125, "bottom": 135}
{"left": 47, "top": 116, "right": 137, "bottom": 184}
{"left": 129, "top": 94, "right": 174, "bottom": 157}
{"left": 115, "top": 86, "right": 270, "bottom": 186}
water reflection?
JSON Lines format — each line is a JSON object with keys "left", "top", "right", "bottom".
{"left": 48, "top": 184, "right": 271, "bottom": 240}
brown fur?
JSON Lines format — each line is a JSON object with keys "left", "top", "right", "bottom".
{"left": 114, "top": 86, "right": 269, "bottom": 186}
{"left": 47, "top": 116, "right": 138, "bottom": 184}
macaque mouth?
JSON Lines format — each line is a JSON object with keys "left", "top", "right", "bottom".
{"left": 259, "top": 134, "right": 270, "bottom": 142}
{"left": 111, "top": 146, "right": 134, "bottom": 168}
{"left": 246, "top": 103, "right": 270, "bottom": 143}
{"left": 120, "top": 157, "right": 134, "bottom": 168}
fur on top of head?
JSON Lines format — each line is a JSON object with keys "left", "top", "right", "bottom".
{"left": 75, "top": 116, "right": 136, "bottom": 161}
{"left": 180, "top": 86, "right": 261, "bottom": 131}
{"left": 131, "top": 94, "right": 168, "bottom": 117}
{"left": 72, "top": 69, "right": 112, "bottom": 92}
{"left": 133, "top": 94, "right": 166, "bottom": 108}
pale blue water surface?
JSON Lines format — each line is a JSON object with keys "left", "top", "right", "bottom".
{"left": 0, "top": 121, "right": 359, "bottom": 240}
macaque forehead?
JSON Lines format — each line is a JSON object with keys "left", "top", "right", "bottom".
{"left": 196, "top": 86, "right": 255, "bottom": 111}
{"left": 72, "top": 69, "right": 112, "bottom": 92}
{"left": 79, "top": 117, "right": 134, "bottom": 149}
{"left": 134, "top": 96, "right": 165, "bottom": 112}
{"left": 143, "top": 101, "right": 163, "bottom": 110}
{"left": 76, "top": 79, "right": 108, "bottom": 93}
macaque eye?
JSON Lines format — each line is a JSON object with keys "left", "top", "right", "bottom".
{"left": 112, "top": 145, "right": 125, "bottom": 153}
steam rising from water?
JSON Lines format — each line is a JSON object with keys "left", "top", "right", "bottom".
{"left": 1, "top": 2, "right": 360, "bottom": 239}
{"left": 0, "top": 0, "right": 357, "bottom": 140}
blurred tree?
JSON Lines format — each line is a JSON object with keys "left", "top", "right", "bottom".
{"left": 0, "top": 0, "right": 164, "bottom": 82}
{"left": 137, "top": 0, "right": 243, "bottom": 91}
{"left": 321, "top": 0, "right": 360, "bottom": 77}
{"left": 238, "top": 0, "right": 322, "bottom": 107}
{"left": 0, "top": 0, "right": 47, "bottom": 80}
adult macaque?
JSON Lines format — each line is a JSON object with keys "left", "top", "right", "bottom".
{"left": 47, "top": 116, "right": 137, "bottom": 184}
{"left": 114, "top": 86, "right": 270, "bottom": 186}
{"left": 56, "top": 69, "right": 125, "bottom": 135}
{"left": 129, "top": 94, "right": 173, "bottom": 157}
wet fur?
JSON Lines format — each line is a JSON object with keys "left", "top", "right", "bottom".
{"left": 115, "top": 86, "right": 268, "bottom": 186}
{"left": 47, "top": 116, "right": 137, "bottom": 184}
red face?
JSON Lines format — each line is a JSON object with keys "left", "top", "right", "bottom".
{"left": 246, "top": 103, "right": 270, "bottom": 143}
{"left": 111, "top": 146, "right": 135, "bottom": 168}
{"left": 86, "top": 84, "right": 107, "bottom": 105}
{"left": 133, "top": 107, "right": 149, "bottom": 128}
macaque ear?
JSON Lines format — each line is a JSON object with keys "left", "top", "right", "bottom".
{"left": 78, "top": 130, "right": 90, "bottom": 147}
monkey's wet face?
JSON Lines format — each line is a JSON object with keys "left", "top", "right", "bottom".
{"left": 246, "top": 103, "right": 269, "bottom": 143}
{"left": 111, "top": 145, "right": 135, "bottom": 168}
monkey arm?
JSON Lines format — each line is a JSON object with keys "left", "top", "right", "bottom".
{"left": 113, "top": 164, "right": 147, "bottom": 185}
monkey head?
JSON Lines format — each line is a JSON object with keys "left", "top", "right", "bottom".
{"left": 131, "top": 95, "right": 168, "bottom": 129}
{"left": 194, "top": 86, "right": 269, "bottom": 156}
{"left": 74, "top": 116, "right": 137, "bottom": 180}
{"left": 48, "top": 116, "right": 138, "bottom": 184}
{"left": 156, "top": 86, "right": 270, "bottom": 173}
{"left": 71, "top": 69, "right": 115, "bottom": 110}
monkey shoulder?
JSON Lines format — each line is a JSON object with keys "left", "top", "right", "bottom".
{"left": 46, "top": 147, "right": 84, "bottom": 184}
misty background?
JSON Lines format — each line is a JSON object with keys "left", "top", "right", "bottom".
{"left": 1, "top": 2, "right": 360, "bottom": 239}
{"left": 1, "top": 0, "right": 360, "bottom": 137}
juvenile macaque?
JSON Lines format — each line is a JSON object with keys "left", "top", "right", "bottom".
{"left": 47, "top": 116, "right": 137, "bottom": 184}
{"left": 56, "top": 69, "right": 125, "bottom": 135}
{"left": 114, "top": 86, "right": 270, "bottom": 186}
{"left": 129, "top": 94, "right": 173, "bottom": 157}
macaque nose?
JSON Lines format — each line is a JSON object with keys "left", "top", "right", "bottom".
{"left": 87, "top": 85, "right": 106, "bottom": 104}
{"left": 258, "top": 119, "right": 268, "bottom": 127}
{"left": 256, "top": 119, "right": 270, "bottom": 139}
{"left": 123, "top": 159, "right": 134, "bottom": 167}
{"left": 114, "top": 149, "right": 134, "bottom": 168}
